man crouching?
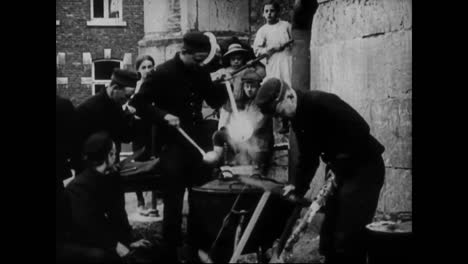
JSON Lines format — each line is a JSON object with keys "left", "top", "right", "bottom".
{"left": 65, "top": 131, "right": 159, "bottom": 263}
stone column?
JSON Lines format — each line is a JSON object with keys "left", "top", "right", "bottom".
{"left": 308, "top": 0, "right": 412, "bottom": 213}
{"left": 139, "top": 0, "right": 251, "bottom": 66}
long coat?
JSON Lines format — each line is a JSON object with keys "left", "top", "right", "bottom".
{"left": 130, "top": 52, "right": 227, "bottom": 148}
{"left": 289, "top": 89, "right": 386, "bottom": 259}
{"left": 56, "top": 95, "right": 78, "bottom": 181}
{"left": 56, "top": 96, "right": 76, "bottom": 244}
{"left": 66, "top": 168, "right": 133, "bottom": 251}
{"left": 74, "top": 90, "right": 135, "bottom": 172}
{"left": 130, "top": 52, "right": 228, "bottom": 251}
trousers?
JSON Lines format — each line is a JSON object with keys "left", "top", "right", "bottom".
{"left": 159, "top": 141, "right": 212, "bottom": 260}
{"left": 320, "top": 154, "right": 385, "bottom": 264}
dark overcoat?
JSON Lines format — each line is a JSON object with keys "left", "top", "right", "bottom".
{"left": 66, "top": 168, "right": 133, "bottom": 251}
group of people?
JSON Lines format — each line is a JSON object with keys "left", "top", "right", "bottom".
{"left": 56, "top": 1, "right": 386, "bottom": 263}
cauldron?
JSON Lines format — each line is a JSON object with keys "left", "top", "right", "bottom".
{"left": 366, "top": 219, "right": 413, "bottom": 264}
{"left": 191, "top": 178, "right": 295, "bottom": 262}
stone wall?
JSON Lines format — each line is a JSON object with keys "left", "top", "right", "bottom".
{"left": 308, "top": 0, "right": 412, "bottom": 213}
{"left": 139, "top": 0, "right": 296, "bottom": 64}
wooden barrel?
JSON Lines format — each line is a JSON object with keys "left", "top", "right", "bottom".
{"left": 191, "top": 179, "right": 295, "bottom": 262}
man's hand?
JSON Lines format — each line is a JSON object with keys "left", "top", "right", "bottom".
{"left": 282, "top": 184, "right": 296, "bottom": 196}
{"left": 116, "top": 242, "right": 130, "bottom": 257}
{"left": 164, "top": 114, "right": 180, "bottom": 127}
{"left": 211, "top": 68, "right": 232, "bottom": 82}
{"left": 126, "top": 105, "right": 137, "bottom": 115}
{"left": 129, "top": 239, "right": 153, "bottom": 249}
{"left": 203, "top": 146, "right": 223, "bottom": 165}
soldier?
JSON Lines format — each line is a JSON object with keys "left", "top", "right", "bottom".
{"left": 254, "top": 78, "right": 386, "bottom": 264}
{"left": 130, "top": 31, "right": 228, "bottom": 261}
{"left": 73, "top": 69, "right": 139, "bottom": 173}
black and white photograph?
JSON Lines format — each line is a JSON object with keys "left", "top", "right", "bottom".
{"left": 56, "top": 0, "right": 412, "bottom": 263}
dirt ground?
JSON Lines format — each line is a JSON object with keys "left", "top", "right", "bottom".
{"left": 125, "top": 191, "right": 324, "bottom": 263}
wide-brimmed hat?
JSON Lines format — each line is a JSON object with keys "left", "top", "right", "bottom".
{"left": 223, "top": 43, "right": 248, "bottom": 58}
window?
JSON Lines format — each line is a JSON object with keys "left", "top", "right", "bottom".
{"left": 87, "top": 0, "right": 127, "bottom": 27}
{"left": 92, "top": 59, "right": 122, "bottom": 95}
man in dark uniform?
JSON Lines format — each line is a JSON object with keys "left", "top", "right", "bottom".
{"left": 254, "top": 78, "right": 385, "bottom": 264}
{"left": 73, "top": 69, "right": 139, "bottom": 173}
{"left": 66, "top": 132, "right": 154, "bottom": 263}
{"left": 130, "top": 31, "right": 228, "bottom": 261}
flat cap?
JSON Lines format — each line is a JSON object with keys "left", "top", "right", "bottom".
{"left": 254, "top": 78, "right": 288, "bottom": 115}
{"left": 183, "top": 31, "right": 211, "bottom": 53}
{"left": 111, "top": 68, "right": 139, "bottom": 88}
{"left": 241, "top": 69, "right": 263, "bottom": 83}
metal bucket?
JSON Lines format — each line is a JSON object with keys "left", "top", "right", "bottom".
{"left": 366, "top": 216, "right": 413, "bottom": 264}
{"left": 191, "top": 179, "right": 295, "bottom": 262}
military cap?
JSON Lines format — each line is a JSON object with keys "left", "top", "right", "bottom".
{"left": 241, "top": 69, "right": 263, "bottom": 83}
{"left": 111, "top": 68, "right": 139, "bottom": 88}
{"left": 83, "top": 131, "right": 113, "bottom": 163}
{"left": 183, "top": 31, "right": 211, "bottom": 53}
{"left": 254, "top": 77, "right": 288, "bottom": 115}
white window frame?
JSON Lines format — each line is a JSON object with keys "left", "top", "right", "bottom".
{"left": 92, "top": 59, "right": 123, "bottom": 95}
{"left": 87, "top": 0, "right": 127, "bottom": 27}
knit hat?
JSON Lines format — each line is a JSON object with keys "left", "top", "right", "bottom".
{"left": 254, "top": 78, "right": 288, "bottom": 115}
{"left": 241, "top": 69, "right": 263, "bottom": 83}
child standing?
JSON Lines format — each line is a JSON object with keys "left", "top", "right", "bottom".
{"left": 253, "top": 1, "right": 293, "bottom": 134}
{"left": 253, "top": 0, "right": 293, "bottom": 87}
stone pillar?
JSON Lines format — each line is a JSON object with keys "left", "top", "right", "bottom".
{"left": 308, "top": 0, "right": 412, "bottom": 213}
{"left": 139, "top": 0, "right": 251, "bottom": 66}
{"left": 288, "top": 0, "right": 318, "bottom": 184}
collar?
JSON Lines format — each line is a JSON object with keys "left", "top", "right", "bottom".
{"left": 291, "top": 89, "right": 305, "bottom": 124}
{"left": 174, "top": 52, "right": 189, "bottom": 72}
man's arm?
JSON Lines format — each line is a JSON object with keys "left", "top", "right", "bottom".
{"left": 201, "top": 71, "right": 228, "bottom": 110}
{"left": 290, "top": 133, "right": 321, "bottom": 197}
{"left": 129, "top": 70, "right": 169, "bottom": 125}
{"left": 115, "top": 106, "right": 136, "bottom": 144}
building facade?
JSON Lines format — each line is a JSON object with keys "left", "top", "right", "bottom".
{"left": 56, "top": 0, "right": 144, "bottom": 106}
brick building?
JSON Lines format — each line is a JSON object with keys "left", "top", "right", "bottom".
{"left": 56, "top": 0, "right": 144, "bottom": 106}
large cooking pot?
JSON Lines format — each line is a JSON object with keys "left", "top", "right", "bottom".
{"left": 191, "top": 178, "right": 295, "bottom": 262}
{"left": 366, "top": 215, "right": 413, "bottom": 264}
